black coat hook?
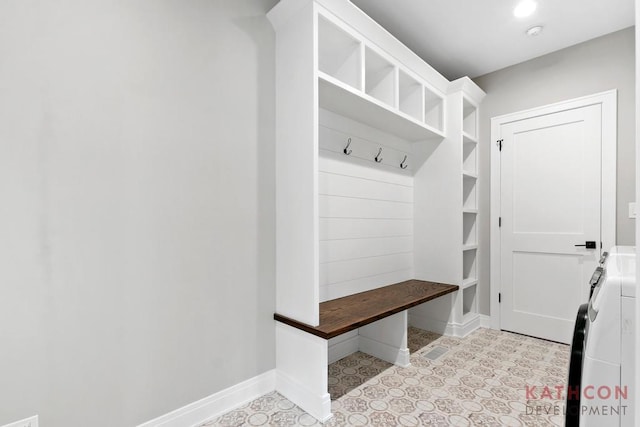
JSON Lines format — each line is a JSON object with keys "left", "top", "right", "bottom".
{"left": 343, "top": 138, "right": 352, "bottom": 155}
{"left": 400, "top": 155, "right": 408, "bottom": 169}
{"left": 375, "top": 147, "right": 383, "bottom": 163}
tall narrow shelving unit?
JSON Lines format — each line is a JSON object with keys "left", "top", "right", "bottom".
{"left": 457, "top": 81, "right": 484, "bottom": 326}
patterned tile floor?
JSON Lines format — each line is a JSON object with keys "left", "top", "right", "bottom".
{"left": 204, "top": 327, "right": 569, "bottom": 426}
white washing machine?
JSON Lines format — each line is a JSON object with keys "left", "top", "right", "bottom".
{"left": 567, "top": 246, "right": 636, "bottom": 427}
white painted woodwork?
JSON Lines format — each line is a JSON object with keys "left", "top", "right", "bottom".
{"left": 320, "top": 252, "right": 413, "bottom": 284}
{"left": 359, "top": 311, "right": 410, "bottom": 367}
{"left": 462, "top": 97, "right": 478, "bottom": 139}
{"left": 414, "top": 88, "right": 458, "bottom": 328}
{"left": 269, "top": 0, "right": 485, "bottom": 420}
{"left": 463, "top": 249, "right": 477, "bottom": 282}
{"left": 317, "top": 14, "right": 362, "bottom": 90}
{"left": 463, "top": 175, "right": 477, "bottom": 210}
{"left": 413, "top": 78, "right": 484, "bottom": 335}
{"left": 319, "top": 110, "right": 414, "bottom": 301}
{"left": 319, "top": 126, "right": 413, "bottom": 174}
{"left": 424, "top": 87, "right": 444, "bottom": 131}
{"left": 491, "top": 91, "right": 617, "bottom": 332}
{"left": 457, "top": 86, "right": 482, "bottom": 330}
{"left": 136, "top": 372, "right": 277, "bottom": 427}
{"left": 318, "top": 74, "right": 442, "bottom": 141}
{"left": 413, "top": 138, "right": 459, "bottom": 285}
{"left": 275, "top": 323, "right": 332, "bottom": 422}
{"left": 314, "top": 0, "right": 450, "bottom": 92}
{"left": 327, "top": 314, "right": 411, "bottom": 366}
{"left": 319, "top": 217, "right": 413, "bottom": 240}
{"left": 408, "top": 293, "right": 455, "bottom": 335}
{"left": 313, "top": 6, "right": 446, "bottom": 141}
{"left": 463, "top": 139, "right": 477, "bottom": 174}
{"left": 463, "top": 212, "right": 477, "bottom": 246}
{"left": 320, "top": 269, "right": 413, "bottom": 302}
{"left": 328, "top": 330, "right": 359, "bottom": 364}
{"left": 413, "top": 79, "right": 484, "bottom": 298}
{"left": 318, "top": 195, "right": 412, "bottom": 219}
{"left": 364, "top": 46, "right": 396, "bottom": 107}
{"left": 318, "top": 172, "right": 413, "bottom": 202}
{"left": 462, "top": 286, "right": 477, "bottom": 317}
{"left": 319, "top": 237, "right": 413, "bottom": 263}
{"left": 499, "top": 103, "right": 604, "bottom": 343}
{"left": 269, "top": 1, "right": 319, "bottom": 326}
{"left": 399, "top": 70, "right": 423, "bottom": 122}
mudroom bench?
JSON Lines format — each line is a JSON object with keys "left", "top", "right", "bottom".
{"left": 274, "top": 279, "right": 458, "bottom": 339}
{"left": 273, "top": 279, "right": 458, "bottom": 422}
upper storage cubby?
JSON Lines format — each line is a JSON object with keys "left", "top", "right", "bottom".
{"left": 315, "top": 10, "right": 445, "bottom": 142}
{"left": 424, "top": 87, "right": 444, "bottom": 132}
{"left": 462, "top": 97, "right": 478, "bottom": 140}
{"left": 318, "top": 15, "right": 362, "bottom": 90}
{"left": 365, "top": 47, "right": 396, "bottom": 107}
{"left": 398, "top": 70, "right": 423, "bottom": 121}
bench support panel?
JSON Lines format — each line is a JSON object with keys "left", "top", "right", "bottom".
{"left": 275, "top": 322, "right": 332, "bottom": 422}
{"left": 359, "top": 311, "right": 410, "bottom": 367}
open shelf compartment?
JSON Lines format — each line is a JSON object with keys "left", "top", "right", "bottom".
{"left": 463, "top": 174, "right": 477, "bottom": 210}
{"left": 365, "top": 46, "right": 396, "bottom": 107}
{"left": 318, "top": 15, "right": 362, "bottom": 91}
{"left": 399, "top": 70, "right": 423, "bottom": 122}
{"left": 318, "top": 75, "right": 445, "bottom": 141}
{"left": 462, "top": 285, "right": 477, "bottom": 316}
{"left": 424, "top": 86, "right": 444, "bottom": 132}
{"left": 463, "top": 248, "right": 477, "bottom": 282}
{"left": 463, "top": 212, "right": 477, "bottom": 246}
{"left": 463, "top": 97, "right": 478, "bottom": 139}
{"left": 463, "top": 139, "right": 477, "bottom": 175}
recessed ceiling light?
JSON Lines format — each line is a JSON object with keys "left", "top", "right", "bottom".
{"left": 514, "top": 0, "right": 537, "bottom": 18}
{"left": 526, "top": 25, "right": 543, "bottom": 36}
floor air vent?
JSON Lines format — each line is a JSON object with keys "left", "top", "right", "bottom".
{"left": 423, "top": 346, "right": 448, "bottom": 360}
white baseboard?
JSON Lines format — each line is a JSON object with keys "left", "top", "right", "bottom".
{"left": 276, "top": 370, "right": 333, "bottom": 423}
{"left": 479, "top": 314, "right": 491, "bottom": 328}
{"left": 328, "top": 333, "right": 359, "bottom": 364}
{"left": 409, "top": 313, "right": 452, "bottom": 336}
{"left": 1, "top": 416, "right": 38, "bottom": 427}
{"left": 136, "top": 370, "right": 276, "bottom": 427}
{"left": 409, "top": 313, "right": 482, "bottom": 338}
{"left": 358, "top": 335, "right": 410, "bottom": 367}
{"left": 456, "top": 314, "right": 481, "bottom": 337}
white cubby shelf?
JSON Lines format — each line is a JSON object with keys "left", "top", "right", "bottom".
{"left": 318, "top": 14, "right": 362, "bottom": 90}
{"left": 316, "top": 11, "right": 446, "bottom": 141}
{"left": 462, "top": 170, "right": 478, "bottom": 179}
{"left": 463, "top": 97, "right": 478, "bottom": 140}
{"left": 318, "top": 73, "right": 443, "bottom": 141}
{"left": 461, "top": 278, "right": 479, "bottom": 289}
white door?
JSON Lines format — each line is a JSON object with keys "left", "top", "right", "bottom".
{"left": 499, "top": 104, "right": 602, "bottom": 344}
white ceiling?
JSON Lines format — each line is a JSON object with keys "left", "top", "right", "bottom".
{"left": 349, "top": 0, "right": 635, "bottom": 80}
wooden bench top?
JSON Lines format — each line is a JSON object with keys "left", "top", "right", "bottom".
{"left": 274, "top": 279, "right": 458, "bottom": 339}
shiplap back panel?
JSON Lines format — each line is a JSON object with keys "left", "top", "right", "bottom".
{"left": 319, "top": 109, "right": 414, "bottom": 302}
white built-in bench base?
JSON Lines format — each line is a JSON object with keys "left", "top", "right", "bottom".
{"left": 273, "top": 280, "right": 458, "bottom": 421}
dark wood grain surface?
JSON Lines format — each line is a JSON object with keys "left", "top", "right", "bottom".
{"left": 274, "top": 279, "right": 458, "bottom": 339}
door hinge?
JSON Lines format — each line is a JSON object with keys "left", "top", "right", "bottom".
{"left": 499, "top": 217, "right": 502, "bottom": 227}
{"left": 497, "top": 139, "right": 503, "bottom": 151}
{"left": 498, "top": 293, "right": 501, "bottom": 303}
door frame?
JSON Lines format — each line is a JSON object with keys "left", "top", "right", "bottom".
{"left": 490, "top": 90, "right": 617, "bottom": 330}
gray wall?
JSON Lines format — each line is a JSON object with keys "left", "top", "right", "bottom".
{"left": 0, "top": 0, "right": 277, "bottom": 425}
{"left": 473, "top": 27, "right": 636, "bottom": 315}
